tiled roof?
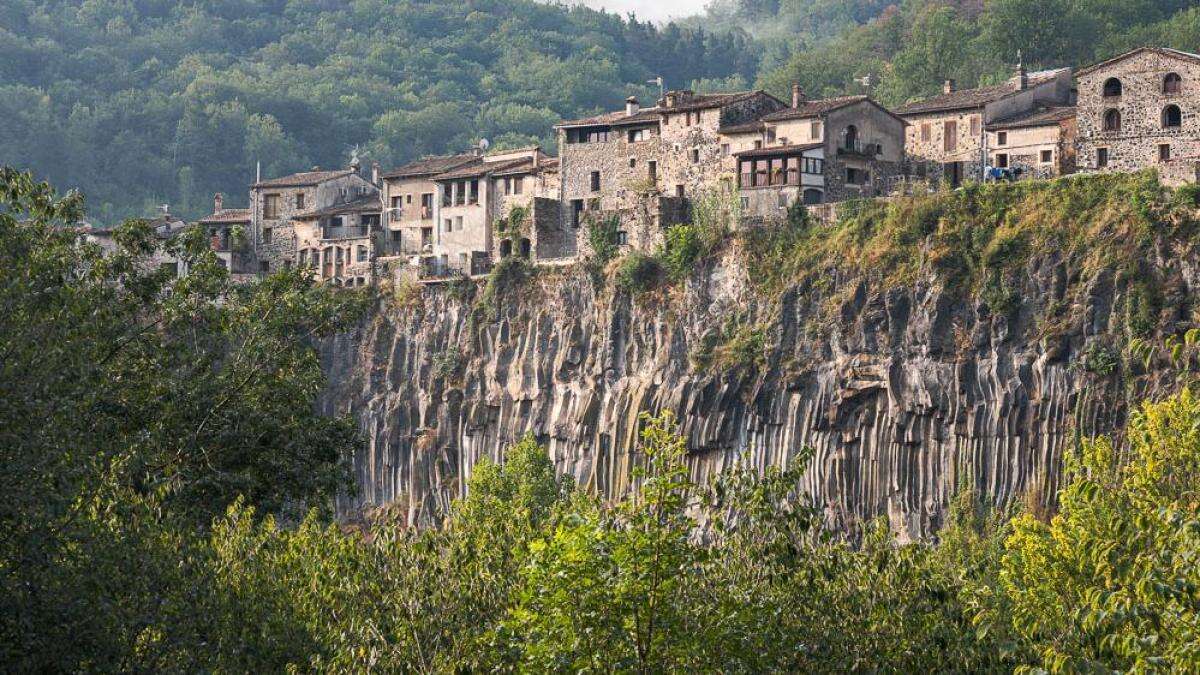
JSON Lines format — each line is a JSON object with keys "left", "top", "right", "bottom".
{"left": 896, "top": 69, "right": 1067, "bottom": 115}
{"left": 719, "top": 120, "right": 765, "bottom": 135}
{"left": 198, "top": 208, "right": 251, "bottom": 225}
{"left": 1076, "top": 47, "right": 1200, "bottom": 77}
{"left": 252, "top": 169, "right": 353, "bottom": 189}
{"left": 382, "top": 154, "right": 477, "bottom": 179}
{"left": 435, "top": 157, "right": 535, "bottom": 180}
{"left": 733, "top": 142, "right": 823, "bottom": 159}
{"left": 557, "top": 90, "right": 782, "bottom": 128}
{"left": 760, "top": 95, "right": 870, "bottom": 122}
{"left": 987, "top": 106, "right": 1076, "bottom": 130}
{"left": 557, "top": 109, "right": 662, "bottom": 128}
{"left": 293, "top": 195, "right": 381, "bottom": 220}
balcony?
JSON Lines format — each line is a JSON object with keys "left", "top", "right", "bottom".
{"left": 321, "top": 224, "right": 370, "bottom": 240}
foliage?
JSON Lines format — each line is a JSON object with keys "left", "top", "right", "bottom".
{"left": 432, "top": 350, "right": 463, "bottom": 380}
{"left": 691, "top": 317, "right": 770, "bottom": 372}
{"left": 476, "top": 255, "right": 531, "bottom": 320}
{"left": 659, "top": 183, "right": 739, "bottom": 281}
{"left": 614, "top": 252, "right": 665, "bottom": 295}
{"left": 496, "top": 205, "right": 530, "bottom": 235}
{"left": 998, "top": 389, "right": 1200, "bottom": 672}
{"left": 0, "top": 0, "right": 757, "bottom": 223}
{"left": 0, "top": 168, "right": 362, "bottom": 669}
{"left": 586, "top": 212, "right": 622, "bottom": 266}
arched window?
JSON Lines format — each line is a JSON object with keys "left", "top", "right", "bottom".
{"left": 1164, "top": 72, "right": 1182, "bottom": 94}
{"left": 499, "top": 239, "right": 512, "bottom": 258}
{"left": 1103, "top": 109, "right": 1121, "bottom": 132}
{"left": 1163, "top": 104, "right": 1182, "bottom": 129}
{"left": 802, "top": 188, "right": 824, "bottom": 205}
{"left": 843, "top": 125, "right": 859, "bottom": 151}
{"left": 518, "top": 238, "right": 532, "bottom": 259}
{"left": 1103, "top": 78, "right": 1123, "bottom": 97}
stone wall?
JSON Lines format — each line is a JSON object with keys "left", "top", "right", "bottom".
{"left": 902, "top": 109, "right": 986, "bottom": 184}
{"left": 822, "top": 102, "right": 906, "bottom": 201}
{"left": 1077, "top": 50, "right": 1200, "bottom": 178}
{"left": 531, "top": 197, "right": 574, "bottom": 261}
{"left": 251, "top": 173, "right": 373, "bottom": 272}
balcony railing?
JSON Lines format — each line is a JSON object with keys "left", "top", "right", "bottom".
{"left": 321, "top": 225, "right": 369, "bottom": 240}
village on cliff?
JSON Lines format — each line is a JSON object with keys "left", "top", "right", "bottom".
{"left": 87, "top": 47, "right": 1200, "bottom": 287}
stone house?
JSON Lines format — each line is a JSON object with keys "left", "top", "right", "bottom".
{"left": 556, "top": 89, "right": 786, "bottom": 254}
{"left": 249, "top": 167, "right": 378, "bottom": 273}
{"left": 427, "top": 147, "right": 560, "bottom": 277}
{"left": 292, "top": 194, "right": 381, "bottom": 287}
{"left": 84, "top": 209, "right": 191, "bottom": 278}
{"left": 897, "top": 66, "right": 1074, "bottom": 186}
{"left": 197, "top": 193, "right": 254, "bottom": 275}
{"left": 379, "top": 153, "right": 477, "bottom": 258}
{"left": 727, "top": 89, "right": 907, "bottom": 218}
{"left": 985, "top": 106, "right": 1077, "bottom": 178}
{"left": 1075, "top": 47, "right": 1200, "bottom": 185}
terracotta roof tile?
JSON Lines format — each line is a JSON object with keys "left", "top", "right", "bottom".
{"left": 987, "top": 106, "right": 1076, "bottom": 130}
{"left": 252, "top": 169, "right": 353, "bottom": 189}
{"left": 733, "top": 142, "right": 823, "bottom": 159}
{"left": 761, "top": 95, "right": 870, "bottom": 122}
{"left": 896, "top": 69, "right": 1067, "bottom": 116}
{"left": 293, "top": 195, "right": 381, "bottom": 220}
{"left": 198, "top": 208, "right": 251, "bottom": 225}
{"left": 382, "top": 154, "right": 477, "bottom": 179}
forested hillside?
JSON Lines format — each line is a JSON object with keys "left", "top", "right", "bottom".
{"left": 2, "top": 0, "right": 1199, "bottom": 222}
{"left": 0, "top": 0, "right": 756, "bottom": 222}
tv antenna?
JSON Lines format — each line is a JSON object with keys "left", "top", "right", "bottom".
{"left": 647, "top": 76, "right": 664, "bottom": 101}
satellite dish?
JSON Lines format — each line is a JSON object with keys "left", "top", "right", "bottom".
{"left": 479, "top": 138, "right": 490, "bottom": 151}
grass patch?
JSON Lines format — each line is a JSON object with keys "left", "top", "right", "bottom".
{"left": 690, "top": 317, "right": 770, "bottom": 372}
{"left": 614, "top": 252, "right": 664, "bottom": 295}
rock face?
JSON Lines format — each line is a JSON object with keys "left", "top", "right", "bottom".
{"left": 321, "top": 240, "right": 1186, "bottom": 540}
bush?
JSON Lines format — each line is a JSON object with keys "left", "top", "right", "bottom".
{"left": 586, "top": 214, "right": 621, "bottom": 266}
{"left": 614, "top": 252, "right": 663, "bottom": 295}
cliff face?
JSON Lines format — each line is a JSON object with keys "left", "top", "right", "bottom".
{"left": 320, "top": 226, "right": 1197, "bottom": 540}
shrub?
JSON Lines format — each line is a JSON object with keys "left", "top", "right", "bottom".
{"left": 614, "top": 252, "right": 663, "bottom": 295}
{"left": 586, "top": 214, "right": 621, "bottom": 266}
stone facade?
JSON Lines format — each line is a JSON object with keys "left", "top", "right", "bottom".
{"left": 557, "top": 90, "right": 786, "bottom": 258}
{"left": 197, "top": 193, "right": 254, "bottom": 275}
{"left": 986, "top": 107, "right": 1077, "bottom": 178}
{"left": 1076, "top": 47, "right": 1200, "bottom": 184}
{"left": 732, "top": 95, "right": 905, "bottom": 216}
{"left": 898, "top": 68, "right": 1074, "bottom": 186}
{"left": 250, "top": 169, "right": 375, "bottom": 273}
{"left": 293, "top": 195, "right": 381, "bottom": 287}
{"left": 380, "top": 154, "right": 475, "bottom": 258}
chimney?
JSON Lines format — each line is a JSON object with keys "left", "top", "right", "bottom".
{"left": 626, "top": 96, "right": 640, "bottom": 116}
{"left": 371, "top": 161, "right": 380, "bottom": 186}
{"left": 214, "top": 193, "right": 224, "bottom": 212}
{"left": 1015, "top": 57, "right": 1028, "bottom": 90}
{"left": 943, "top": 79, "right": 956, "bottom": 94}
{"left": 665, "top": 92, "right": 677, "bottom": 108}
{"left": 791, "top": 83, "right": 804, "bottom": 108}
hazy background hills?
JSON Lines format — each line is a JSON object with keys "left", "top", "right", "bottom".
{"left": 1, "top": 0, "right": 1197, "bottom": 222}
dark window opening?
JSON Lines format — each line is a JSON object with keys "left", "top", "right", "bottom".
{"left": 1160, "top": 144, "right": 1172, "bottom": 162}
{"left": 996, "top": 153, "right": 1009, "bottom": 168}
{"left": 1163, "top": 104, "right": 1182, "bottom": 129}
{"left": 1103, "top": 78, "right": 1122, "bottom": 97}
{"left": 1041, "top": 149, "right": 1053, "bottom": 163}
{"left": 997, "top": 131, "right": 1008, "bottom": 146}
{"left": 1097, "top": 147, "right": 1109, "bottom": 168}
{"left": 590, "top": 171, "right": 601, "bottom": 192}
{"left": 1103, "top": 109, "right": 1121, "bottom": 132}
{"left": 1165, "top": 73, "right": 1182, "bottom": 94}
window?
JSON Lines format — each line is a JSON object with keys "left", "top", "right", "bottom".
{"left": 721, "top": 143, "right": 730, "bottom": 156}
{"left": 754, "top": 140, "right": 763, "bottom": 149}
{"left": 1160, "top": 144, "right": 1172, "bottom": 162}
{"left": 262, "top": 227, "right": 272, "bottom": 244}
{"left": 812, "top": 121, "right": 823, "bottom": 140}
{"left": 843, "top": 125, "right": 859, "bottom": 151}
{"left": 263, "top": 194, "right": 281, "bottom": 219}
{"left": 513, "top": 177, "right": 523, "bottom": 195}
{"left": 590, "top": 171, "right": 601, "bottom": 192}
{"left": 295, "top": 193, "right": 307, "bottom": 210}
{"left": 616, "top": 230, "right": 628, "bottom": 246}
{"left": 648, "top": 161, "right": 657, "bottom": 182}
{"left": 740, "top": 196, "right": 749, "bottom": 210}
{"left": 675, "top": 185, "right": 685, "bottom": 197}
{"left": 421, "top": 227, "right": 432, "bottom": 248}
{"left": 1041, "top": 149, "right": 1053, "bottom": 163}
{"left": 997, "top": 131, "right": 1008, "bottom": 146}
{"left": 260, "top": 260, "right": 270, "bottom": 273}
{"left": 846, "top": 168, "right": 869, "bottom": 185}
{"left": 970, "top": 116, "right": 980, "bottom": 136}
{"left": 569, "top": 199, "right": 584, "bottom": 228}
{"left": 1103, "top": 77, "right": 1123, "bottom": 97}
{"left": 455, "top": 216, "right": 463, "bottom": 232}
{"left": 357, "top": 245, "right": 368, "bottom": 262}
{"left": 1097, "top": 147, "right": 1109, "bottom": 168}
{"left": 627, "top": 128, "right": 646, "bottom": 142}
{"left": 803, "top": 189, "right": 823, "bottom": 205}
{"left": 468, "top": 180, "right": 479, "bottom": 204}
{"left": 629, "top": 158, "right": 637, "bottom": 168}
{"left": 503, "top": 177, "right": 511, "bottom": 195}
{"left": 1165, "top": 72, "right": 1183, "bottom": 94}
{"left": 691, "top": 148, "right": 700, "bottom": 163}
{"left": 444, "top": 218, "right": 453, "bottom": 232}
{"left": 943, "top": 121, "right": 957, "bottom": 151}
{"left": 995, "top": 153, "right": 1009, "bottom": 168}
{"left": 802, "top": 157, "right": 823, "bottom": 174}
{"left": 1163, "top": 104, "right": 1182, "bottom": 129}
{"left": 766, "top": 127, "right": 776, "bottom": 143}
{"left": 1103, "top": 109, "right": 1122, "bottom": 132}
{"left": 920, "top": 123, "right": 931, "bottom": 142}
{"left": 390, "top": 195, "right": 402, "bottom": 210}
{"left": 406, "top": 194, "right": 413, "bottom": 205}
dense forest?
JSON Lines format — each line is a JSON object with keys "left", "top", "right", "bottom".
{"left": 3, "top": 0, "right": 1200, "bottom": 223}
{"left": 5, "top": 167, "right": 1200, "bottom": 671}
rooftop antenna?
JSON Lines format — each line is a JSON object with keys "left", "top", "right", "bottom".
{"left": 647, "top": 76, "right": 664, "bottom": 101}
{"left": 256, "top": 161, "right": 261, "bottom": 183}
{"left": 160, "top": 203, "right": 170, "bottom": 216}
